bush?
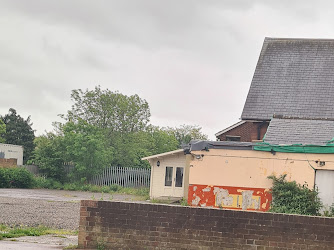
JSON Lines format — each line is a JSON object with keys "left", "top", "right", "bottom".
{"left": 268, "top": 174, "right": 322, "bottom": 216}
{"left": 34, "top": 177, "right": 63, "bottom": 189}
{"left": 0, "top": 168, "right": 34, "bottom": 188}
{"left": 0, "top": 168, "right": 10, "bottom": 188}
{"left": 109, "top": 184, "right": 121, "bottom": 192}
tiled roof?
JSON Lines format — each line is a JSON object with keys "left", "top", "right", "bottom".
{"left": 242, "top": 38, "right": 334, "bottom": 120}
{"left": 264, "top": 118, "right": 334, "bottom": 145}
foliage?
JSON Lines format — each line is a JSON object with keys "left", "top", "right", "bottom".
{"left": 64, "top": 86, "right": 150, "bottom": 133}
{"left": 1, "top": 108, "right": 35, "bottom": 163}
{"left": 0, "top": 224, "right": 77, "bottom": 240}
{"left": 323, "top": 204, "right": 334, "bottom": 217}
{"left": 30, "top": 120, "right": 113, "bottom": 182}
{"left": 268, "top": 174, "right": 322, "bottom": 216}
{"left": 0, "top": 168, "right": 34, "bottom": 188}
{"left": 33, "top": 176, "right": 63, "bottom": 189}
{"left": 32, "top": 177, "right": 149, "bottom": 199}
{"left": 0, "top": 120, "right": 5, "bottom": 143}
{"left": 179, "top": 197, "right": 189, "bottom": 206}
{"left": 60, "top": 119, "right": 113, "bottom": 181}
{"left": 29, "top": 86, "right": 208, "bottom": 178}
{"left": 110, "top": 127, "right": 178, "bottom": 168}
{"left": 147, "top": 125, "right": 180, "bottom": 153}
{"left": 29, "top": 134, "right": 65, "bottom": 181}
{"left": 165, "top": 124, "right": 208, "bottom": 147}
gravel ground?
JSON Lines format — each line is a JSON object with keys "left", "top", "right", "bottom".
{"left": 0, "top": 188, "right": 142, "bottom": 230}
{"left": 0, "top": 196, "right": 80, "bottom": 230}
{"left": 0, "top": 189, "right": 147, "bottom": 250}
{"left": 0, "top": 188, "right": 146, "bottom": 249}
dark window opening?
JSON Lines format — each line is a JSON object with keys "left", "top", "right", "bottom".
{"left": 165, "top": 167, "right": 173, "bottom": 186}
{"left": 175, "top": 167, "right": 184, "bottom": 187}
{"left": 226, "top": 135, "right": 241, "bottom": 141}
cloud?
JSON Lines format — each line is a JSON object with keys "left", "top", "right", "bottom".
{"left": 1, "top": 1, "right": 334, "bottom": 139}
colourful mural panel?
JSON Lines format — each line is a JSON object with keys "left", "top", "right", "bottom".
{"left": 188, "top": 184, "right": 272, "bottom": 211}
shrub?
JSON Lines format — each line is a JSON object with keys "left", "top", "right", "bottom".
{"left": 63, "top": 183, "right": 78, "bottom": 191}
{"left": 268, "top": 174, "right": 322, "bottom": 216}
{"left": 0, "top": 168, "right": 10, "bottom": 188}
{"left": 33, "top": 177, "right": 63, "bottom": 189}
{"left": 109, "top": 184, "right": 121, "bottom": 192}
{"left": 10, "top": 168, "right": 34, "bottom": 188}
{"left": 0, "top": 168, "right": 34, "bottom": 188}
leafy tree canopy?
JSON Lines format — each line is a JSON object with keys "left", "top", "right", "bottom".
{"left": 110, "top": 126, "right": 179, "bottom": 168}
{"left": 29, "top": 133, "right": 66, "bottom": 181}
{"left": 64, "top": 86, "right": 150, "bottom": 133}
{"left": 1, "top": 108, "right": 35, "bottom": 163}
{"left": 165, "top": 124, "right": 208, "bottom": 147}
{"left": 30, "top": 120, "right": 113, "bottom": 182}
{"left": 30, "top": 86, "right": 209, "bottom": 180}
{"left": 0, "top": 120, "right": 5, "bottom": 143}
{"left": 61, "top": 119, "right": 113, "bottom": 181}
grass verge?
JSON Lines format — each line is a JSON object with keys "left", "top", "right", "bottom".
{"left": 0, "top": 224, "right": 77, "bottom": 240}
{"left": 33, "top": 177, "right": 150, "bottom": 200}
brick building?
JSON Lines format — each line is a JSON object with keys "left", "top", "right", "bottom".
{"left": 216, "top": 37, "right": 334, "bottom": 143}
{"left": 215, "top": 120, "right": 268, "bottom": 142}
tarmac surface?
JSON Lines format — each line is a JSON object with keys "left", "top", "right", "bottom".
{"left": 0, "top": 241, "right": 64, "bottom": 250}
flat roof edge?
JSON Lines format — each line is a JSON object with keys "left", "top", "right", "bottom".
{"left": 141, "top": 149, "right": 184, "bottom": 160}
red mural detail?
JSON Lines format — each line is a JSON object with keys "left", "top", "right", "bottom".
{"left": 188, "top": 184, "right": 272, "bottom": 212}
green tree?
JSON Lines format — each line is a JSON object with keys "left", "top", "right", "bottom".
{"left": 65, "top": 86, "right": 150, "bottom": 133}
{"left": 59, "top": 86, "right": 206, "bottom": 169}
{"left": 110, "top": 126, "right": 179, "bottom": 168}
{"left": 148, "top": 126, "right": 179, "bottom": 154}
{"left": 31, "top": 120, "right": 113, "bottom": 182}
{"left": 1, "top": 108, "right": 35, "bottom": 163}
{"left": 30, "top": 134, "right": 65, "bottom": 181}
{"left": 166, "top": 124, "right": 208, "bottom": 147}
{"left": 0, "top": 120, "right": 5, "bottom": 143}
{"left": 61, "top": 119, "right": 113, "bottom": 181}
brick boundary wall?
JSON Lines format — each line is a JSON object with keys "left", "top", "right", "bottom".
{"left": 0, "top": 158, "right": 17, "bottom": 168}
{"left": 78, "top": 200, "right": 334, "bottom": 249}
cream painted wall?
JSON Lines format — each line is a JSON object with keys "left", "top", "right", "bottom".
{"left": 189, "top": 149, "right": 334, "bottom": 189}
{"left": 148, "top": 152, "right": 188, "bottom": 199}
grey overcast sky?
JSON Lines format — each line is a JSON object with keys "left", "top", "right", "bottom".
{"left": 0, "top": 1, "right": 333, "bottom": 139}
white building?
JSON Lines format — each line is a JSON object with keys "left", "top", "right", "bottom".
{"left": 0, "top": 143, "right": 24, "bottom": 165}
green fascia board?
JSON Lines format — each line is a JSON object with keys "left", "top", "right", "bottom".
{"left": 254, "top": 142, "right": 334, "bottom": 154}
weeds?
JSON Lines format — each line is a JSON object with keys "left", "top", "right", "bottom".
{"left": 322, "top": 204, "right": 334, "bottom": 217}
{"left": 64, "top": 244, "right": 78, "bottom": 249}
{"left": 150, "top": 198, "right": 173, "bottom": 204}
{"left": 179, "top": 198, "right": 189, "bottom": 206}
{"left": 33, "top": 177, "right": 149, "bottom": 198}
{"left": 0, "top": 224, "right": 77, "bottom": 240}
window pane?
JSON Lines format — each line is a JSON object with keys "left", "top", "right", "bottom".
{"left": 165, "top": 167, "right": 173, "bottom": 186}
{"left": 226, "top": 136, "right": 241, "bottom": 141}
{"left": 175, "top": 167, "right": 183, "bottom": 187}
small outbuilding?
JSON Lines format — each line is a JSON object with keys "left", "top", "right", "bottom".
{"left": 142, "top": 149, "right": 191, "bottom": 200}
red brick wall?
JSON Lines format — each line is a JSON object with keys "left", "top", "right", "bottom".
{"left": 217, "top": 121, "right": 269, "bottom": 142}
{"left": 0, "top": 158, "right": 17, "bottom": 168}
{"left": 78, "top": 200, "right": 334, "bottom": 249}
